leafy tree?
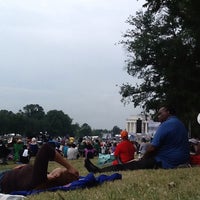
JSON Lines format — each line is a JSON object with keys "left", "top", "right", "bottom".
{"left": 22, "top": 104, "right": 45, "bottom": 120}
{"left": 46, "top": 110, "right": 72, "bottom": 137}
{"left": 78, "top": 123, "right": 92, "bottom": 138}
{"left": 119, "top": 0, "right": 200, "bottom": 136}
{"left": 0, "top": 110, "right": 14, "bottom": 134}
{"left": 92, "top": 129, "right": 105, "bottom": 137}
{"left": 11, "top": 112, "right": 27, "bottom": 135}
{"left": 19, "top": 104, "right": 46, "bottom": 136}
{"left": 71, "top": 123, "right": 80, "bottom": 138}
{"left": 0, "top": 105, "right": 95, "bottom": 138}
{"left": 112, "top": 126, "right": 121, "bottom": 136}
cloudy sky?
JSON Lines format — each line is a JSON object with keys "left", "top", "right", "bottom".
{"left": 0, "top": 0, "right": 145, "bottom": 130}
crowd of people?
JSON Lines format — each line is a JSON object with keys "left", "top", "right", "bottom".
{"left": 0, "top": 105, "right": 200, "bottom": 194}
{"left": 0, "top": 137, "right": 39, "bottom": 165}
{"left": 84, "top": 106, "right": 194, "bottom": 173}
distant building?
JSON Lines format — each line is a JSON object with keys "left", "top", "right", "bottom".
{"left": 126, "top": 115, "right": 148, "bottom": 134}
{"left": 126, "top": 115, "right": 160, "bottom": 136}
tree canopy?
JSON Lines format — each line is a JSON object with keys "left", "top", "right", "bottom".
{"left": 120, "top": 0, "right": 200, "bottom": 136}
{"left": 0, "top": 104, "right": 115, "bottom": 138}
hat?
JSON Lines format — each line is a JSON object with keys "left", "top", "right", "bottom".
{"left": 120, "top": 130, "right": 128, "bottom": 139}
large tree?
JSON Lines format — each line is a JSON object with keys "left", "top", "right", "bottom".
{"left": 22, "top": 104, "right": 45, "bottom": 119}
{"left": 112, "top": 126, "right": 121, "bottom": 136}
{"left": 21, "top": 104, "right": 46, "bottom": 136}
{"left": 119, "top": 0, "right": 200, "bottom": 136}
{"left": 78, "top": 123, "right": 92, "bottom": 138}
{"left": 0, "top": 110, "right": 15, "bottom": 134}
{"left": 46, "top": 110, "right": 73, "bottom": 137}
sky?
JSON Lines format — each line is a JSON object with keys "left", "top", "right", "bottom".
{"left": 0, "top": 0, "right": 145, "bottom": 130}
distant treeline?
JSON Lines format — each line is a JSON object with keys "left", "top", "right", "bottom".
{"left": 0, "top": 104, "right": 115, "bottom": 138}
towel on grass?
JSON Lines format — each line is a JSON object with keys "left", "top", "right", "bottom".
{"left": 0, "top": 193, "right": 26, "bottom": 200}
{"left": 11, "top": 173, "right": 122, "bottom": 196}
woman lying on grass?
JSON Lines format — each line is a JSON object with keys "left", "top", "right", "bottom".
{"left": 0, "top": 143, "right": 79, "bottom": 194}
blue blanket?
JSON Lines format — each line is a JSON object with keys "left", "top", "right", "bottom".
{"left": 11, "top": 173, "right": 122, "bottom": 196}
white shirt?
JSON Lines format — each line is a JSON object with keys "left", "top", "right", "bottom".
{"left": 22, "top": 149, "right": 29, "bottom": 157}
{"left": 67, "top": 147, "right": 79, "bottom": 160}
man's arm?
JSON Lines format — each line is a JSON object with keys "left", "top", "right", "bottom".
{"left": 142, "top": 144, "right": 157, "bottom": 159}
{"left": 54, "top": 150, "right": 79, "bottom": 178}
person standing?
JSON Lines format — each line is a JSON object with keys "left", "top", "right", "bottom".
{"left": 19, "top": 145, "right": 30, "bottom": 164}
{"left": 29, "top": 137, "right": 39, "bottom": 157}
{"left": 13, "top": 139, "right": 23, "bottom": 163}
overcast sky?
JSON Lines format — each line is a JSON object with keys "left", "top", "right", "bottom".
{"left": 0, "top": 0, "right": 145, "bottom": 130}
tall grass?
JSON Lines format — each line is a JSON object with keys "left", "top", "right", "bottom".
{"left": 1, "top": 157, "right": 200, "bottom": 200}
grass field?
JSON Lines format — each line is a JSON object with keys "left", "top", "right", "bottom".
{"left": 1, "top": 157, "right": 200, "bottom": 200}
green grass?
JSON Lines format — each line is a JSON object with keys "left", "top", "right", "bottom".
{"left": 1, "top": 157, "right": 200, "bottom": 200}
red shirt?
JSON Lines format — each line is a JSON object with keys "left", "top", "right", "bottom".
{"left": 113, "top": 140, "right": 135, "bottom": 165}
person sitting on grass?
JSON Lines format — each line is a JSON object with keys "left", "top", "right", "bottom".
{"left": 0, "top": 143, "right": 79, "bottom": 194}
{"left": 84, "top": 105, "right": 190, "bottom": 173}
{"left": 189, "top": 138, "right": 200, "bottom": 165}
{"left": 19, "top": 144, "right": 30, "bottom": 164}
{"left": 112, "top": 130, "right": 136, "bottom": 165}
{"left": 0, "top": 139, "right": 10, "bottom": 165}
